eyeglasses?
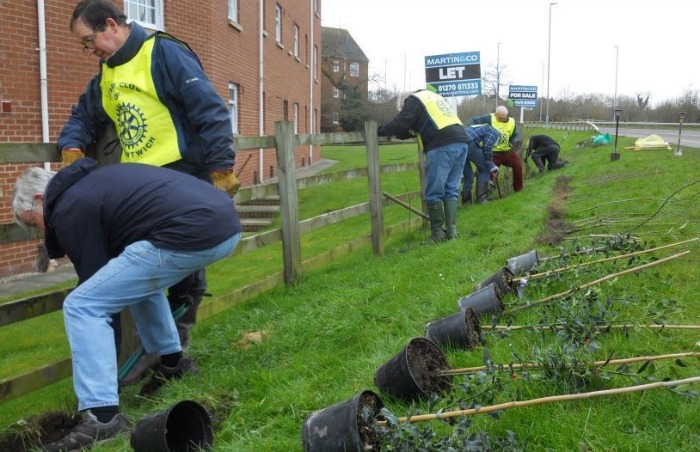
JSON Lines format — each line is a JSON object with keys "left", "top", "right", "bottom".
{"left": 26, "top": 197, "right": 38, "bottom": 229}
{"left": 80, "top": 25, "right": 106, "bottom": 53}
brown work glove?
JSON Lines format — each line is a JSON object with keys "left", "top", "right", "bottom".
{"left": 210, "top": 168, "right": 241, "bottom": 197}
{"left": 61, "top": 148, "right": 85, "bottom": 168}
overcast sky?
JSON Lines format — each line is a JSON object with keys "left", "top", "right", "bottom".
{"left": 321, "top": 0, "right": 696, "bottom": 106}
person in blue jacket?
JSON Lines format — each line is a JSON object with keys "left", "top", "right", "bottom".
{"left": 58, "top": 0, "right": 239, "bottom": 383}
{"left": 462, "top": 124, "right": 501, "bottom": 204}
{"left": 12, "top": 159, "right": 242, "bottom": 451}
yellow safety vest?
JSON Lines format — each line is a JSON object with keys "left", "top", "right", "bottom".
{"left": 410, "top": 90, "right": 462, "bottom": 150}
{"left": 489, "top": 114, "right": 516, "bottom": 152}
{"left": 100, "top": 37, "right": 181, "bottom": 166}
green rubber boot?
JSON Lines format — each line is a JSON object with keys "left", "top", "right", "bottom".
{"left": 426, "top": 201, "right": 446, "bottom": 243}
{"left": 444, "top": 199, "right": 458, "bottom": 239}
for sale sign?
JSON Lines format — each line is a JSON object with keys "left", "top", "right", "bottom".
{"left": 425, "top": 52, "right": 481, "bottom": 97}
{"left": 508, "top": 85, "right": 538, "bottom": 108}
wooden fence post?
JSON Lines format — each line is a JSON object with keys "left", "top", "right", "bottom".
{"left": 275, "top": 121, "right": 302, "bottom": 285}
{"left": 365, "top": 121, "right": 383, "bottom": 255}
{"left": 417, "top": 146, "right": 427, "bottom": 218}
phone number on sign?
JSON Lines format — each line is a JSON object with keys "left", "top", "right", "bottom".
{"left": 438, "top": 82, "right": 479, "bottom": 92}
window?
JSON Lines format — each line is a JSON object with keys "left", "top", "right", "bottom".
{"left": 293, "top": 103, "right": 299, "bottom": 134}
{"left": 293, "top": 24, "right": 300, "bottom": 57}
{"left": 228, "top": 83, "right": 239, "bottom": 134}
{"left": 350, "top": 62, "right": 359, "bottom": 77}
{"left": 228, "top": 0, "right": 238, "bottom": 23}
{"left": 124, "top": 0, "right": 163, "bottom": 30}
{"left": 283, "top": 100, "right": 289, "bottom": 121}
{"left": 332, "top": 60, "right": 339, "bottom": 72}
{"left": 333, "top": 87, "right": 340, "bottom": 98}
{"left": 332, "top": 112, "right": 339, "bottom": 125}
{"left": 313, "top": 45, "right": 318, "bottom": 79}
{"left": 275, "top": 4, "right": 282, "bottom": 44}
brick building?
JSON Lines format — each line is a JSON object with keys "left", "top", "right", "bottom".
{"left": 0, "top": 0, "right": 322, "bottom": 277}
{"left": 320, "top": 27, "right": 368, "bottom": 132}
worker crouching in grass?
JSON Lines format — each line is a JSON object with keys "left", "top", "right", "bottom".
{"left": 11, "top": 159, "right": 242, "bottom": 452}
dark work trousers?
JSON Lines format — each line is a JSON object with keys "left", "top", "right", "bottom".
{"left": 531, "top": 144, "right": 561, "bottom": 170}
{"left": 492, "top": 150, "right": 523, "bottom": 192}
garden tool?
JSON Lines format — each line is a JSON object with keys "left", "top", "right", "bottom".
{"left": 118, "top": 300, "right": 192, "bottom": 384}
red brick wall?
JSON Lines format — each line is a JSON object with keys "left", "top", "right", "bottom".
{"left": 0, "top": 0, "right": 322, "bottom": 278}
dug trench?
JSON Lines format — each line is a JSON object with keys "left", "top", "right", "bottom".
{"left": 535, "top": 175, "right": 577, "bottom": 246}
{"left": 0, "top": 411, "right": 80, "bottom": 452}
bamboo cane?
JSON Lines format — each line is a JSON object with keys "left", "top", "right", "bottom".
{"left": 383, "top": 191, "right": 429, "bottom": 220}
{"left": 381, "top": 376, "right": 700, "bottom": 424}
{"left": 512, "top": 237, "right": 698, "bottom": 283}
{"left": 442, "top": 351, "right": 700, "bottom": 376}
{"left": 504, "top": 250, "right": 690, "bottom": 315}
{"left": 481, "top": 324, "right": 700, "bottom": 332}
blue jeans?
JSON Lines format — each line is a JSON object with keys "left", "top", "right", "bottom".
{"left": 64, "top": 234, "right": 240, "bottom": 411}
{"left": 424, "top": 142, "right": 468, "bottom": 203}
{"left": 462, "top": 142, "right": 491, "bottom": 194}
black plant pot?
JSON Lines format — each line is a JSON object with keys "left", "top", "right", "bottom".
{"left": 374, "top": 337, "right": 452, "bottom": 401}
{"left": 424, "top": 308, "right": 483, "bottom": 350}
{"left": 301, "top": 390, "right": 384, "bottom": 452}
{"left": 506, "top": 250, "right": 539, "bottom": 275}
{"left": 130, "top": 400, "right": 213, "bottom": 452}
{"left": 456, "top": 283, "right": 504, "bottom": 317}
{"left": 476, "top": 266, "right": 516, "bottom": 296}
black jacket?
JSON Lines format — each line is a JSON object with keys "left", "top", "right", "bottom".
{"left": 44, "top": 158, "right": 241, "bottom": 283}
{"left": 378, "top": 94, "right": 467, "bottom": 152}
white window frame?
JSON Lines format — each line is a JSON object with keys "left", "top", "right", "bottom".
{"left": 228, "top": 83, "right": 239, "bottom": 135}
{"left": 275, "top": 4, "right": 283, "bottom": 44}
{"left": 332, "top": 60, "right": 340, "bottom": 73}
{"left": 313, "top": 45, "right": 318, "bottom": 80}
{"left": 332, "top": 112, "right": 339, "bottom": 125}
{"left": 124, "top": 0, "right": 163, "bottom": 31}
{"left": 293, "top": 103, "right": 299, "bottom": 134}
{"left": 228, "top": 0, "right": 239, "bottom": 23}
{"left": 349, "top": 62, "right": 359, "bottom": 77}
{"left": 293, "top": 24, "right": 300, "bottom": 57}
{"left": 332, "top": 87, "right": 340, "bottom": 98}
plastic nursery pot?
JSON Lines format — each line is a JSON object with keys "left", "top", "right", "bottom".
{"left": 374, "top": 337, "right": 452, "bottom": 401}
{"left": 456, "top": 283, "right": 504, "bottom": 317}
{"left": 301, "top": 390, "right": 384, "bottom": 452}
{"left": 424, "top": 307, "right": 483, "bottom": 350}
{"left": 130, "top": 400, "right": 213, "bottom": 452}
{"left": 475, "top": 266, "right": 516, "bottom": 296}
{"left": 505, "top": 250, "right": 539, "bottom": 275}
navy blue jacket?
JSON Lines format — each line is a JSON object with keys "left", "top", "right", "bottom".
{"left": 44, "top": 159, "right": 241, "bottom": 283}
{"left": 57, "top": 23, "right": 234, "bottom": 180}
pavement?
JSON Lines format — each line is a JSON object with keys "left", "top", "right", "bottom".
{"left": 1, "top": 158, "right": 339, "bottom": 300}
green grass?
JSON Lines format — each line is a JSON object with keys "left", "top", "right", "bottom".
{"left": 1, "top": 132, "right": 699, "bottom": 451}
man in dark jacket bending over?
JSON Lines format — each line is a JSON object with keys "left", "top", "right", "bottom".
{"left": 378, "top": 89, "right": 468, "bottom": 242}
{"left": 12, "top": 159, "right": 242, "bottom": 451}
{"left": 526, "top": 134, "right": 568, "bottom": 173}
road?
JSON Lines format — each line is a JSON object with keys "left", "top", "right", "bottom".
{"left": 597, "top": 127, "right": 700, "bottom": 150}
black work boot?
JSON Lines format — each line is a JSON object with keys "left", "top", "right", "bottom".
{"left": 476, "top": 181, "right": 490, "bottom": 204}
{"left": 41, "top": 411, "right": 129, "bottom": 452}
{"left": 461, "top": 188, "right": 472, "bottom": 205}
{"left": 139, "top": 357, "right": 199, "bottom": 396}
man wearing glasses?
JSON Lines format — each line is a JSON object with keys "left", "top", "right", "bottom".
{"left": 57, "top": 0, "right": 239, "bottom": 387}
{"left": 12, "top": 159, "right": 242, "bottom": 451}
{"left": 468, "top": 106, "right": 524, "bottom": 193}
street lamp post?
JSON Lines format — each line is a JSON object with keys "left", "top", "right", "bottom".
{"left": 496, "top": 42, "right": 501, "bottom": 107}
{"left": 613, "top": 45, "right": 619, "bottom": 121}
{"left": 676, "top": 112, "right": 686, "bottom": 156}
{"left": 545, "top": 2, "right": 557, "bottom": 127}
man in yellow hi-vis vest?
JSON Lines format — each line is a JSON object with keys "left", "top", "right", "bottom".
{"left": 378, "top": 89, "right": 468, "bottom": 242}
{"left": 469, "top": 106, "right": 523, "bottom": 192}
{"left": 57, "top": 0, "right": 240, "bottom": 392}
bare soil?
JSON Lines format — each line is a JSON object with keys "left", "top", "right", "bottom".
{"left": 0, "top": 411, "right": 80, "bottom": 452}
{"left": 407, "top": 338, "right": 452, "bottom": 396}
{"left": 536, "top": 176, "right": 577, "bottom": 246}
{"left": 356, "top": 391, "right": 384, "bottom": 451}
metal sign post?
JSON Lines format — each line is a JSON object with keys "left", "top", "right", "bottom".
{"left": 611, "top": 108, "right": 622, "bottom": 161}
{"left": 675, "top": 112, "right": 686, "bottom": 156}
